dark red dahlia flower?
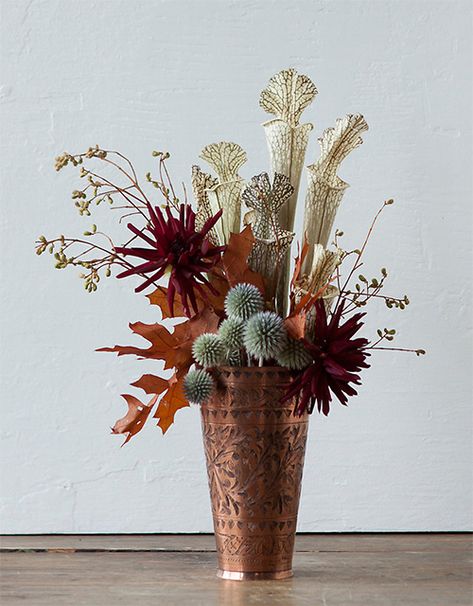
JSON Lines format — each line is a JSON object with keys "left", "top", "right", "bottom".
{"left": 283, "top": 299, "right": 370, "bottom": 416}
{"left": 115, "top": 203, "right": 224, "bottom": 317}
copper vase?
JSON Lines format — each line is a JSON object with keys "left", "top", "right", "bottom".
{"left": 200, "top": 366, "right": 309, "bottom": 580}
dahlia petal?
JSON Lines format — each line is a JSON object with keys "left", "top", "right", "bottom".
{"left": 167, "top": 278, "right": 176, "bottom": 316}
{"left": 186, "top": 205, "right": 196, "bottom": 232}
{"left": 329, "top": 337, "right": 369, "bottom": 356}
{"left": 314, "top": 300, "right": 328, "bottom": 341}
{"left": 125, "top": 223, "right": 156, "bottom": 247}
{"left": 201, "top": 239, "right": 210, "bottom": 256}
{"left": 297, "top": 388, "right": 312, "bottom": 415}
{"left": 329, "top": 383, "right": 349, "bottom": 407}
{"left": 187, "top": 282, "right": 198, "bottom": 314}
{"left": 115, "top": 246, "right": 161, "bottom": 261}
{"left": 134, "top": 265, "right": 167, "bottom": 293}
{"left": 201, "top": 208, "right": 223, "bottom": 236}
{"left": 147, "top": 203, "right": 167, "bottom": 234}
{"left": 116, "top": 260, "right": 161, "bottom": 279}
{"left": 327, "top": 300, "right": 345, "bottom": 336}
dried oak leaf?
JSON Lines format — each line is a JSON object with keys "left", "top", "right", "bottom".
{"left": 104, "top": 307, "right": 219, "bottom": 435}
{"left": 147, "top": 273, "right": 228, "bottom": 318}
{"left": 146, "top": 287, "right": 186, "bottom": 319}
{"left": 130, "top": 374, "right": 169, "bottom": 395}
{"left": 292, "top": 280, "right": 333, "bottom": 316}
{"left": 291, "top": 238, "right": 309, "bottom": 291}
{"left": 97, "top": 322, "right": 181, "bottom": 369}
{"left": 153, "top": 371, "right": 188, "bottom": 434}
{"left": 221, "top": 225, "right": 265, "bottom": 293}
{"left": 99, "top": 307, "right": 219, "bottom": 370}
{"left": 284, "top": 313, "right": 307, "bottom": 340}
{"left": 171, "top": 306, "right": 220, "bottom": 370}
{"left": 112, "top": 393, "right": 158, "bottom": 446}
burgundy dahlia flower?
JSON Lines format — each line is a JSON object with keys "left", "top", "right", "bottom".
{"left": 115, "top": 203, "right": 224, "bottom": 317}
{"left": 283, "top": 299, "right": 370, "bottom": 416}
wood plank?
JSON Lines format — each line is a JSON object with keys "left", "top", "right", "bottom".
{"left": 1, "top": 540, "right": 472, "bottom": 606}
{"left": 0, "top": 532, "right": 470, "bottom": 553}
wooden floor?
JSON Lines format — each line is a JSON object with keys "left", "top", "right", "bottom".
{"left": 1, "top": 534, "right": 471, "bottom": 605}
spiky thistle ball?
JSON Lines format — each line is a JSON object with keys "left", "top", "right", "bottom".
{"left": 219, "top": 317, "right": 245, "bottom": 350}
{"left": 226, "top": 350, "right": 243, "bottom": 367}
{"left": 224, "top": 283, "right": 264, "bottom": 320}
{"left": 276, "top": 336, "right": 312, "bottom": 370}
{"left": 192, "top": 333, "right": 226, "bottom": 368}
{"left": 183, "top": 369, "right": 214, "bottom": 404}
{"left": 243, "top": 311, "right": 286, "bottom": 361}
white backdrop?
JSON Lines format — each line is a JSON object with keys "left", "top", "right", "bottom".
{"left": 0, "top": 0, "right": 471, "bottom": 533}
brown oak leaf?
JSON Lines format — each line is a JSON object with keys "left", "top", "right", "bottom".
{"left": 171, "top": 306, "right": 220, "bottom": 371}
{"left": 97, "top": 322, "right": 180, "bottom": 368}
{"left": 112, "top": 393, "right": 158, "bottom": 446}
{"left": 153, "top": 371, "right": 188, "bottom": 434}
{"left": 147, "top": 273, "right": 228, "bottom": 318}
{"left": 221, "top": 225, "right": 265, "bottom": 293}
{"left": 105, "top": 307, "right": 219, "bottom": 435}
{"left": 292, "top": 280, "right": 333, "bottom": 316}
{"left": 130, "top": 374, "right": 169, "bottom": 395}
{"left": 284, "top": 312, "right": 307, "bottom": 340}
{"left": 98, "top": 313, "right": 205, "bottom": 373}
{"left": 146, "top": 287, "right": 186, "bottom": 319}
{"left": 291, "top": 238, "right": 309, "bottom": 291}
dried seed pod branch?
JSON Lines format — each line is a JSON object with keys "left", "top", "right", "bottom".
{"left": 38, "top": 147, "right": 197, "bottom": 298}
{"left": 35, "top": 233, "right": 151, "bottom": 293}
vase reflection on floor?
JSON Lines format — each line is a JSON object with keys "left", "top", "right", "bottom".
{"left": 201, "top": 367, "right": 309, "bottom": 580}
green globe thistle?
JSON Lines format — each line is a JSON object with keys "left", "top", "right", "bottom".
{"left": 219, "top": 317, "right": 245, "bottom": 350}
{"left": 276, "top": 336, "right": 312, "bottom": 370}
{"left": 192, "top": 333, "right": 226, "bottom": 368}
{"left": 225, "top": 283, "right": 264, "bottom": 320}
{"left": 226, "top": 350, "right": 243, "bottom": 367}
{"left": 243, "top": 311, "right": 286, "bottom": 361}
{"left": 183, "top": 369, "right": 214, "bottom": 404}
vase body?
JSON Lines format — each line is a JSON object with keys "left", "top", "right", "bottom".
{"left": 200, "top": 367, "right": 309, "bottom": 580}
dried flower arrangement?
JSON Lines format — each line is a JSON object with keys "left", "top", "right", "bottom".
{"left": 36, "top": 68, "right": 425, "bottom": 443}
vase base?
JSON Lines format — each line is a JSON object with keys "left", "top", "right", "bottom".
{"left": 217, "top": 569, "right": 293, "bottom": 581}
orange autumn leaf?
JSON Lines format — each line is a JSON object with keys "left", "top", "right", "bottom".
{"left": 284, "top": 312, "right": 307, "bottom": 340}
{"left": 97, "top": 312, "right": 213, "bottom": 372}
{"left": 148, "top": 308, "right": 218, "bottom": 434}
{"left": 146, "top": 287, "right": 186, "bottom": 319}
{"left": 221, "top": 226, "right": 265, "bottom": 293}
{"left": 106, "top": 307, "right": 219, "bottom": 434}
{"left": 112, "top": 393, "right": 158, "bottom": 446}
{"left": 291, "top": 238, "right": 309, "bottom": 291}
{"left": 171, "top": 306, "right": 220, "bottom": 370}
{"left": 147, "top": 273, "right": 228, "bottom": 318}
{"left": 292, "top": 280, "right": 333, "bottom": 316}
{"left": 153, "top": 372, "right": 189, "bottom": 434}
{"left": 130, "top": 374, "right": 169, "bottom": 395}
{"left": 97, "top": 322, "right": 180, "bottom": 368}
{"left": 204, "top": 270, "right": 229, "bottom": 314}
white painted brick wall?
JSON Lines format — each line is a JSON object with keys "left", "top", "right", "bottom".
{"left": 0, "top": 0, "right": 471, "bottom": 533}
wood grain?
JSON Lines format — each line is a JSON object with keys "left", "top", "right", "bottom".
{"left": 1, "top": 534, "right": 471, "bottom": 605}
